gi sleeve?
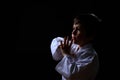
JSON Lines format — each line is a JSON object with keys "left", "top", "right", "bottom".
{"left": 55, "top": 50, "right": 96, "bottom": 79}
{"left": 50, "top": 37, "right": 64, "bottom": 61}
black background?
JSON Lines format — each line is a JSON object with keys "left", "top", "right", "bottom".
{"left": 16, "top": 0, "right": 117, "bottom": 80}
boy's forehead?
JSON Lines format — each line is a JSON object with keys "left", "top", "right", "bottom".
{"left": 73, "top": 19, "right": 81, "bottom": 25}
{"left": 73, "top": 23, "right": 81, "bottom": 28}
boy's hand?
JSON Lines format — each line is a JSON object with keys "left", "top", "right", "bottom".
{"left": 60, "top": 36, "right": 74, "bottom": 57}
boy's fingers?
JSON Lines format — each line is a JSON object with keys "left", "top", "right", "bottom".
{"left": 66, "top": 36, "right": 69, "bottom": 46}
{"left": 64, "top": 36, "right": 67, "bottom": 45}
{"left": 60, "top": 41, "right": 63, "bottom": 48}
{"left": 70, "top": 39, "right": 73, "bottom": 47}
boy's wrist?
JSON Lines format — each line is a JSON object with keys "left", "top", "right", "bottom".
{"left": 63, "top": 52, "right": 76, "bottom": 58}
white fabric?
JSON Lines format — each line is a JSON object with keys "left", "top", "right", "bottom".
{"left": 50, "top": 37, "right": 99, "bottom": 80}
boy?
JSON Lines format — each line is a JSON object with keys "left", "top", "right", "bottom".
{"left": 50, "top": 13, "right": 101, "bottom": 80}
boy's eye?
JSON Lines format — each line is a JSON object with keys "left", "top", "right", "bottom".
{"left": 74, "top": 22, "right": 79, "bottom": 25}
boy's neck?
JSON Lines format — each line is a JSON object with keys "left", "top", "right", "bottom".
{"left": 78, "top": 38, "right": 93, "bottom": 48}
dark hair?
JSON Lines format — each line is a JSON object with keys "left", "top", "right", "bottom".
{"left": 73, "top": 13, "right": 101, "bottom": 38}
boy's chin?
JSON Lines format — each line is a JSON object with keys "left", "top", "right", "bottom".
{"left": 73, "top": 40, "right": 79, "bottom": 44}
{"left": 73, "top": 40, "right": 77, "bottom": 43}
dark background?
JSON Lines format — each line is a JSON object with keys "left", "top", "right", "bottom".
{"left": 16, "top": 0, "right": 116, "bottom": 80}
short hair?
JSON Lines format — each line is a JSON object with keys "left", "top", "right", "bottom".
{"left": 73, "top": 13, "right": 101, "bottom": 38}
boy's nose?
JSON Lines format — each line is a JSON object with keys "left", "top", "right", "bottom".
{"left": 72, "top": 30, "right": 77, "bottom": 35}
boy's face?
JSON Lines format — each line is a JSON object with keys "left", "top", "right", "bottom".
{"left": 71, "top": 21, "right": 86, "bottom": 44}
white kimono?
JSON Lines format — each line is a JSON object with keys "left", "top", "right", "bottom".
{"left": 50, "top": 37, "right": 99, "bottom": 80}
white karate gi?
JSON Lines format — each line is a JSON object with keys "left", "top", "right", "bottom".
{"left": 50, "top": 37, "right": 99, "bottom": 80}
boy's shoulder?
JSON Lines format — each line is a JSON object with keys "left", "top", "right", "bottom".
{"left": 53, "top": 37, "right": 64, "bottom": 41}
